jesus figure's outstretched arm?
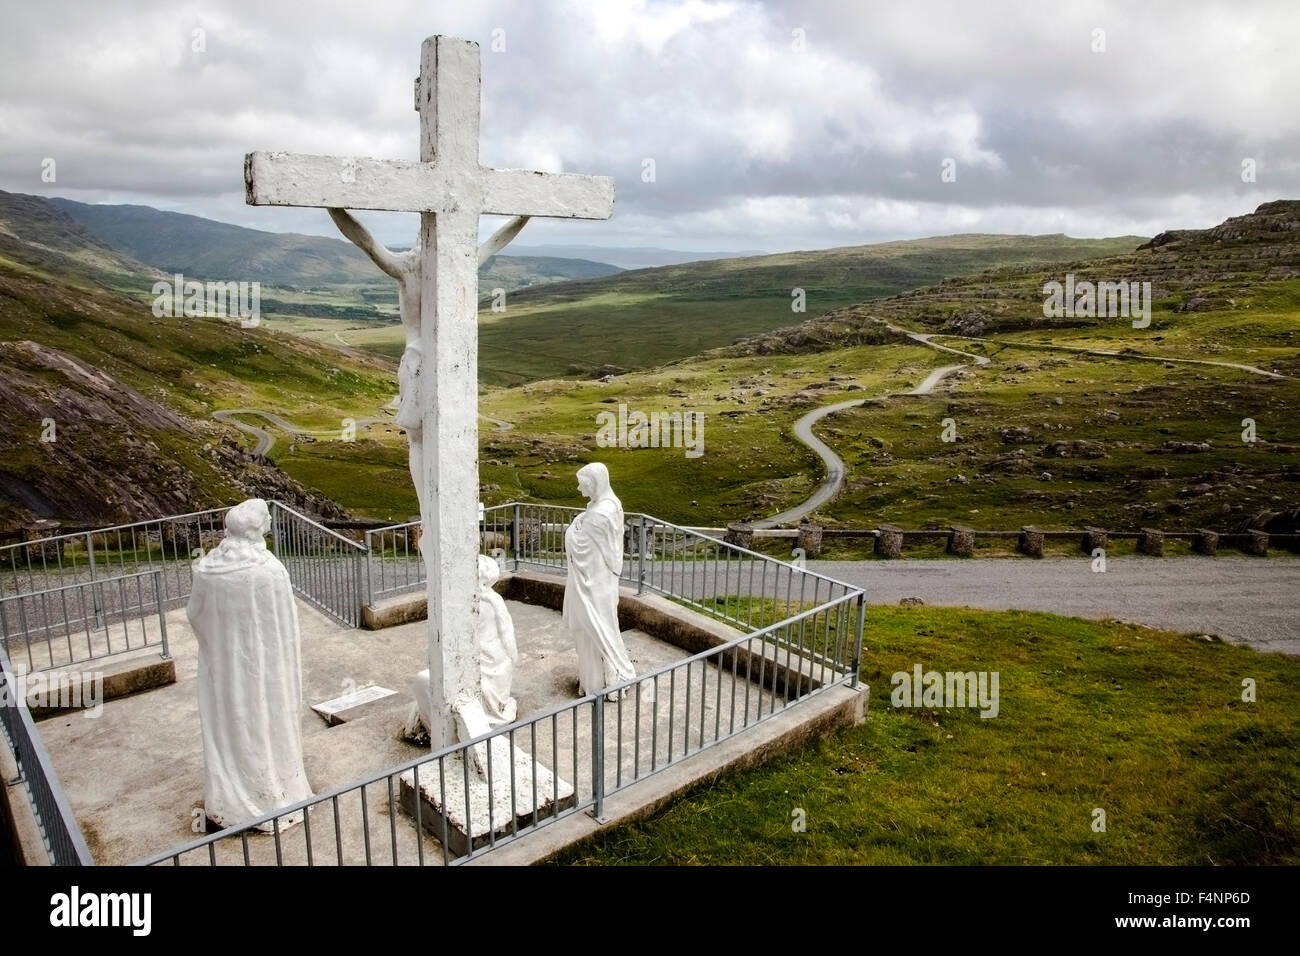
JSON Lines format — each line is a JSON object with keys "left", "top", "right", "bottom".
{"left": 327, "top": 208, "right": 406, "bottom": 280}
{"left": 478, "top": 215, "right": 530, "bottom": 265}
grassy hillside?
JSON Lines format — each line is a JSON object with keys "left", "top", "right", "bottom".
{"left": 7, "top": 188, "right": 1294, "bottom": 537}
{"left": 300, "top": 232, "right": 1146, "bottom": 386}
{"left": 0, "top": 195, "right": 400, "bottom": 528}
{"left": 0, "top": 191, "right": 161, "bottom": 293}
{"left": 467, "top": 202, "right": 1300, "bottom": 534}
{"left": 740, "top": 201, "right": 1300, "bottom": 372}
{"left": 227, "top": 206, "right": 1300, "bottom": 531}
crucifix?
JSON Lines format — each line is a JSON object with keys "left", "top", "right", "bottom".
{"left": 245, "top": 35, "right": 614, "bottom": 750}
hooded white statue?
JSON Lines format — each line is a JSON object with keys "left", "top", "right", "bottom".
{"left": 186, "top": 498, "right": 313, "bottom": 830}
{"left": 407, "top": 553, "right": 519, "bottom": 737}
{"left": 564, "top": 462, "right": 636, "bottom": 697}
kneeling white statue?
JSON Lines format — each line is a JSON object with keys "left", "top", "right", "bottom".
{"left": 187, "top": 498, "right": 313, "bottom": 830}
{"left": 564, "top": 462, "right": 636, "bottom": 697}
{"left": 406, "top": 554, "right": 519, "bottom": 739}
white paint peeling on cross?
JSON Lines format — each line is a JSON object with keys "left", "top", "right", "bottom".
{"left": 244, "top": 35, "right": 614, "bottom": 750}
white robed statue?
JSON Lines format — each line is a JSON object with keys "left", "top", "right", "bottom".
{"left": 186, "top": 498, "right": 313, "bottom": 830}
{"left": 476, "top": 554, "right": 519, "bottom": 724}
{"left": 563, "top": 463, "right": 636, "bottom": 697}
{"left": 406, "top": 554, "right": 519, "bottom": 737}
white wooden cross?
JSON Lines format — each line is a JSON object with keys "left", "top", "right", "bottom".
{"left": 245, "top": 35, "right": 614, "bottom": 749}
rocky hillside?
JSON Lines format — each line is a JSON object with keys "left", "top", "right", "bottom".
{"left": 731, "top": 200, "right": 1300, "bottom": 357}
{"left": 0, "top": 195, "right": 400, "bottom": 531}
{"left": 0, "top": 341, "right": 342, "bottom": 527}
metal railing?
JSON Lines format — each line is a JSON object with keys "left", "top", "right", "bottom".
{"left": 270, "top": 502, "right": 367, "bottom": 627}
{"left": 136, "top": 502, "right": 865, "bottom": 866}
{"left": 136, "top": 587, "right": 861, "bottom": 866}
{"left": 0, "top": 569, "right": 170, "bottom": 674}
{"left": 0, "top": 507, "right": 231, "bottom": 607}
{"left": 0, "top": 642, "right": 94, "bottom": 865}
{"left": 0, "top": 503, "right": 366, "bottom": 637}
{"left": 0, "top": 500, "right": 863, "bottom": 866}
{"left": 363, "top": 507, "right": 517, "bottom": 605}
{"left": 363, "top": 519, "right": 424, "bottom": 604}
{"left": 501, "top": 504, "right": 861, "bottom": 653}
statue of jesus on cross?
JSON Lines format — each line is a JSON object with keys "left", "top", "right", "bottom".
{"left": 245, "top": 35, "right": 614, "bottom": 750}
{"left": 325, "top": 207, "right": 529, "bottom": 527}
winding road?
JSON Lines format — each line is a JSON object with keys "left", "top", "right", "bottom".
{"left": 754, "top": 325, "right": 1289, "bottom": 529}
{"left": 751, "top": 330, "right": 989, "bottom": 529}
{"left": 213, "top": 405, "right": 512, "bottom": 456}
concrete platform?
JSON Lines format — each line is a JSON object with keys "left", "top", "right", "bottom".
{"left": 32, "top": 580, "right": 692, "bottom": 864}
{"left": 31, "top": 572, "right": 865, "bottom": 865}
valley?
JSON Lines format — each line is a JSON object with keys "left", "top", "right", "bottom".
{"left": 2, "top": 191, "right": 1298, "bottom": 543}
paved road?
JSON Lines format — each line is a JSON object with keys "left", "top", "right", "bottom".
{"left": 752, "top": 325, "right": 1284, "bottom": 529}
{"left": 211, "top": 409, "right": 291, "bottom": 456}
{"left": 214, "top": 403, "right": 512, "bottom": 455}
{"left": 809, "top": 556, "right": 1300, "bottom": 655}
{"left": 752, "top": 332, "right": 988, "bottom": 529}
{"left": 936, "top": 333, "right": 1290, "bottom": 380}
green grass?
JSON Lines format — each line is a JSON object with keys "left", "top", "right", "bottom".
{"left": 277, "top": 439, "right": 418, "bottom": 519}
{"left": 274, "top": 317, "right": 1300, "bottom": 529}
{"left": 474, "top": 343, "right": 946, "bottom": 524}
{"left": 552, "top": 606, "right": 1300, "bottom": 865}
{"left": 261, "top": 233, "right": 1145, "bottom": 387}
{"left": 813, "top": 345, "right": 1300, "bottom": 531}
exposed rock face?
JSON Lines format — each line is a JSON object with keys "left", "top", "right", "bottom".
{"left": 729, "top": 314, "right": 901, "bottom": 356}
{"left": 1155, "top": 440, "right": 1213, "bottom": 454}
{"left": 942, "top": 309, "right": 987, "bottom": 336}
{"left": 0, "top": 340, "right": 345, "bottom": 530}
{"left": 1142, "top": 200, "right": 1300, "bottom": 250}
{"left": 1234, "top": 508, "right": 1300, "bottom": 534}
{"left": 1038, "top": 439, "right": 1109, "bottom": 459}
{"left": 726, "top": 200, "right": 1300, "bottom": 356}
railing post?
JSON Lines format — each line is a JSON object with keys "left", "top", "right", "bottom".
{"left": 352, "top": 546, "right": 366, "bottom": 627}
{"left": 269, "top": 502, "right": 282, "bottom": 557}
{"left": 636, "top": 514, "right": 647, "bottom": 595}
{"left": 850, "top": 591, "right": 866, "bottom": 688}
{"left": 86, "top": 532, "right": 105, "bottom": 630}
{"left": 590, "top": 694, "right": 606, "bottom": 822}
{"left": 363, "top": 529, "right": 374, "bottom": 610}
{"left": 512, "top": 504, "right": 521, "bottom": 572}
{"left": 153, "top": 569, "right": 170, "bottom": 660}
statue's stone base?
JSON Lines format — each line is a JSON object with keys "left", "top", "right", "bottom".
{"left": 398, "top": 748, "right": 574, "bottom": 857}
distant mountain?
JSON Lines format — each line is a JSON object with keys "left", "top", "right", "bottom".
{"left": 0, "top": 191, "right": 161, "bottom": 289}
{"left": 470, "top": 232, "right": 1149, "bottom": 383}
{"left": 729, "top": 201, "right": 1300, "bottom": 355}
{"left": 506, "top": 244, "right": 768, "bottom": 269}
{"left": 502, "top": 233, "right": 1150, "bottom": 312}
{"left": 47, "top": 197, "right": 621, "bottom": 291}
{"left": 479, "top": 253, "right": 620, "bottom": 291}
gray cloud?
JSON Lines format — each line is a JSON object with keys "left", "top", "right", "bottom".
{"left": 1, "top": 0, "right": 1296, "bottom": 251}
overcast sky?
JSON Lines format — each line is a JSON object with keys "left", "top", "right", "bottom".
{"left": 2, "top": 0, "right": 1297, "bottom": 253}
